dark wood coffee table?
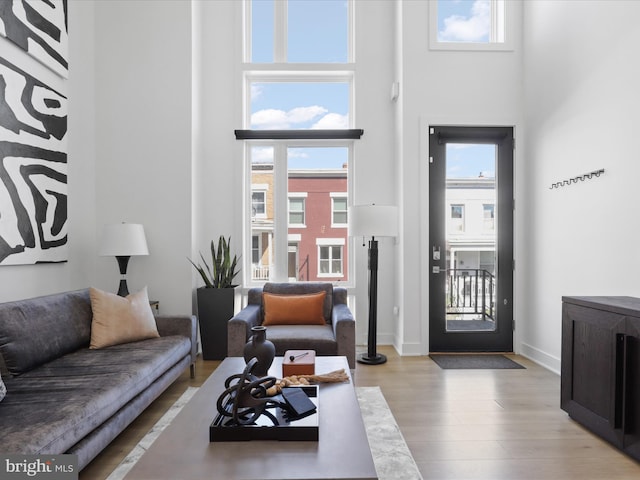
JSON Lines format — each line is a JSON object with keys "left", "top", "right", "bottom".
{"left": 124, "top": 356, "right": 378, "bottom": 480}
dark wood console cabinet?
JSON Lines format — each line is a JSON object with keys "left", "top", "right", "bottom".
{"left": 561, "top": 296, "right": 640, "bottom": 461}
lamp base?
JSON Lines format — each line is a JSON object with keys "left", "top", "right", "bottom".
{"left": 117, "top": 279, "right": 129, "bottom": 297}
{"left": 357, "top": 353, "right": 387, "bottom": 365}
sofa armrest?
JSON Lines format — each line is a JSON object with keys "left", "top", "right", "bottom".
{"left": 332, "top": 303, "right": 356, "bottom": 369}
{"left": 227, "top": 305, "right": 262, "bottom": 357}
{"left": 155, "top": 315, "right": 197, "bottom": 373}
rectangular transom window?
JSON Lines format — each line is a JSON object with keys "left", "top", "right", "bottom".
{"left": 429, "top": 0, "right": 513, "bottom": 51}
{"left": 247, "top": 0, "right": 352, "bottom": 63}
{"left": 249, "top": 79, "right": 351, "bottom": 130}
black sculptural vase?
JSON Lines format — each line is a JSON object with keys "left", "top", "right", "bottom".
{"left": 243, "top": 326, "right": 275, "bottom": 377}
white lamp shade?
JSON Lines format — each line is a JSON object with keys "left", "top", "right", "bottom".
{"left": 99, "top": 223, "right": 149, "bottom": 256}
{"left": 349, "top": 205, "right": 398, "bottom": 238}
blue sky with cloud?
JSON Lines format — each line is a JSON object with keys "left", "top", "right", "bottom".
{"left": 437, "top": 0, "right": 491, "bottom": 43}
{"left": 446, "top": 144, "right": 495, "bottom": 178}
{"left": 248, "top": 0, "right": 493, "bottom": 172}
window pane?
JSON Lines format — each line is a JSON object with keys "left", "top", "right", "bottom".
{"left": 250, "top": 82, "right": 349, "bottom": 130}
{"left": 252, "top": 235, "right": 260, "bottom": 264}
{"left": 290, "top": 198, "right": 304, "bottom": 211}
{"left": 436, "top": 0, "right": 509, "bottom": 44}
{"left": 250, "top": 147, "right": 274, "bottom": 281}
{"left": 319, "top": 246, "right": 329, "bottom": 274}
{"left": 332, "top": 246, "right": 342, "bottom": 274}
{"left": 333, "top": 197, "right": 347, "bottom": 224}
{"left": 288, "top": 0, "right": 348, "bottom": 63}
{"left": 252, "top": 192, "right": 265, "bottom": 216}
{"left": 251, "top": 0, "right": 274, "bottom": 62}
{"left": 288, "top": 146, "right": 348, "bottom": 281}
{"left": 289, "top": 198, "right": 305, "bottom": 225}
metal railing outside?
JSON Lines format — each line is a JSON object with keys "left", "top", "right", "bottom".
{"left": 252, "top": 265, "right": 270, "bottom": 281}
{"left": 446, "top": 268, "right": 495, "bottom": 320}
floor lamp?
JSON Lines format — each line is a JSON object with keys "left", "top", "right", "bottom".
{"left": 349, "top": 205, "right": 398, "bottom": 365}
{"left": 99, "top": 223, "right": 149, "bottom": 296}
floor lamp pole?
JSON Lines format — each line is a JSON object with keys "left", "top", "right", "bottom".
{"left": 358, "top": 236, "right": 387, "bottom": 365}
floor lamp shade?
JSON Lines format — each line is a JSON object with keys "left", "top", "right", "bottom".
{"left": 100, "top": 223, "right": 149, "bottom": 296}
{"left": 349, "top": 205, "right": 398, "bottom": 365}
{"left": 349, "top": 205, "right": 398, "bottom": 238}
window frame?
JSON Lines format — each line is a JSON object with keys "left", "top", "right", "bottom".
{"left": 331, "top": 193, "right": 348, "bottom": 228}
{"left": 242, "top": 0, "right": 357, "bottom": 287}
{"left": 244, "top": 71, "right": 356, "bottom": 131}
{"left": 244, "top": 139, "right": 354, "bottom": 286}
{"left": 449, "top": 204, "right": 465, "bottom": 233}
{"left": 251, "top": 188, "right": 267, "bottom": 218}
{"left": 317, "top": 238, "right": 345, "bottom": 278}
{"left": 244, "top": 0, "right": 355, "bottom": 64}
{"left": 288, "top": 193, "right": 307, "bottom": 227}
{"left": 428, "top": 0, "right": 514, "bottom": 52}
{"left": 483, "top": 203, "right": 495, "bottom": 231}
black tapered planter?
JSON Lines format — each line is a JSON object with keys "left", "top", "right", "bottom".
{"left": 196, "top": 286, "right": 239, "bottom": 360}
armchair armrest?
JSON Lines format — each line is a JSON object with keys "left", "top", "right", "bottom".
{"left": 332, "top": 303, "right": 356, "bottom": 369}
{"left": 228, "top": 304, "right": 262, "bottom": 357}
{"left": 155, "top": 314, "right": 197, "bottom": 377}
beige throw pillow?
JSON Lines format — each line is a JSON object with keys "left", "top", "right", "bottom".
{"left": 89, "top": 287, "right": 159, "bottom": 349}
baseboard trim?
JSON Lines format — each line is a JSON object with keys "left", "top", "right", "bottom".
{"left": 520, "top": 342, "right": 560, "bottom": 375}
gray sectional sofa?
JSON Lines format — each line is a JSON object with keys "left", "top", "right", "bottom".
{"left": 0, "top": 289, "right": 197, "bottom": 471}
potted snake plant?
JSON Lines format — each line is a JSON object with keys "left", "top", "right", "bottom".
{"left": 189, "top": 236, "right": 241, "bottom": 360}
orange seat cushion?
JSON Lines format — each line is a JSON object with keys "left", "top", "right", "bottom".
{"left": 262, "top": 291, "right": 327, "bottom": 326}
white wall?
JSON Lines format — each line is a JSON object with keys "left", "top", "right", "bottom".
{"left": 352, "top": 1, "right": 397, "bottom": 345}
{"left": 91, "top": 0, "right": 194, "bottom": 315}
{"left": 521, "top": 0, "right": 640, "bottom": 372}
{"left": 397, "top": 0, "right": 524, "bottom": 355}
{"left": 1, "top": 0, "right": 194, "bottom": 316}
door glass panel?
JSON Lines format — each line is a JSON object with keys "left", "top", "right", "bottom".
{"left": 445, "top": 144, "right": 497, "bottom": 332}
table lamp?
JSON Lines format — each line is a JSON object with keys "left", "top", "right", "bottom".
{"left": 349, "top": 204, "right": 398, "bottom": 365}
{"left": 99, "top": 223, "right": 149, "bottom": 296}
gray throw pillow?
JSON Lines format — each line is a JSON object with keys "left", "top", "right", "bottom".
{"left": 0, "top": 372, "right": 6, "bottom": 402}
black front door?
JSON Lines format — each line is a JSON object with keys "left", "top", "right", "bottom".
{"left": 429, "top": 126, "right": 514, "bottom": 352}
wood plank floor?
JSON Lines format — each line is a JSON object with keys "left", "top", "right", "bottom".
{"left": 80, "top": 346, "right": 640, "bottom": 480}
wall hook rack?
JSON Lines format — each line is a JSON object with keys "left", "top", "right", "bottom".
{"left": 550, "top": 168, "right": 605, "bottom": 189}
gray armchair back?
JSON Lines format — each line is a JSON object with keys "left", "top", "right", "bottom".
{"left": 228, "top": 282, "right": 355, "bottom": 368}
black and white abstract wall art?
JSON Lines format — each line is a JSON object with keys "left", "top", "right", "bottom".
{"left": 0, "top": 55, "right": 67, "bottom": 265}
{"left": 0, "top": 0, "right": 68, "bottom": 78}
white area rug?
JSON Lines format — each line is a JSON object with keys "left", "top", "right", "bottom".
{"left": 107, "top": 385, "right": 422, "bottom": 480}
{"left": 106, "top": 387, "right": 199, "bottom": 480}
{"left": 357, "top": 386, "right": 423, "bottom": 480}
